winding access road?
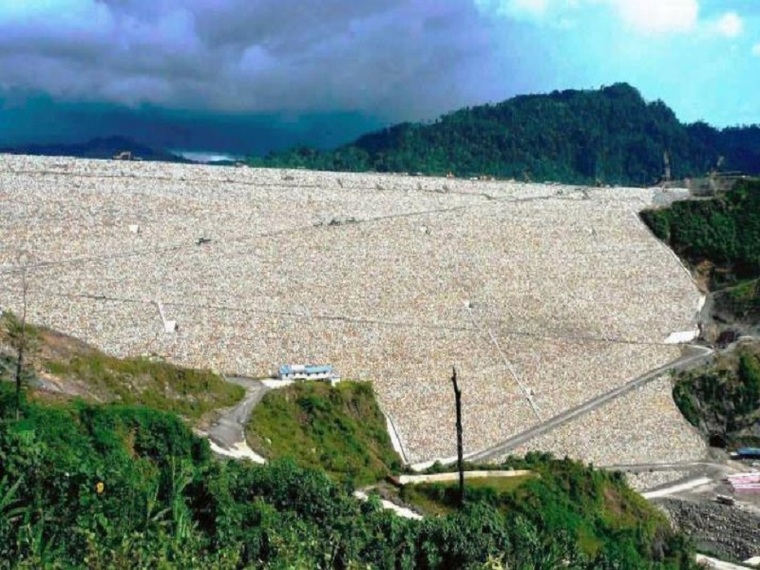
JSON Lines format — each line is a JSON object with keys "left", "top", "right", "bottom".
{"left": 204, "top": 376, "right": 269, "bottom": 462}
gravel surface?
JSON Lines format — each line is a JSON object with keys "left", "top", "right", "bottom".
{"left": 510, "top": 375, "right": 707, "bottom": 466}
{"left": 657, "top": 498, "right": 760, "bottom": 561}
{"left": 0, "top": 155, "right": 701, "bottom": 463}
{"left": 625, "top": 470, "right": 694, "bottom": 492}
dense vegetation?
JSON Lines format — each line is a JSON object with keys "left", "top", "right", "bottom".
{"left": 246, "top": 381, "right": 402, "bottom": 485}
{"left": 0, "top": 319, "right": 700, "bottom": 567}
{"left": 673, "top": 346, "right": 760, "bottom": 448}
{"left": 640, "top": 181, "right": 760, "bottom": 447}
{"left": 0, "top": 384, "right": 699, "bottom": 569}
{"left": 402, "top": 454, "right": 691, "bottom": 564}
{"left": 641, "top": 180, "right": 760, "bottom": 285}
{"left": 641, "top": 179, "right": 760, "bottom": 321}
{"left": 251, "top": 83, "right": 760, "bottom": 186}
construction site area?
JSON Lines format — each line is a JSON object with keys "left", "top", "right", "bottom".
{"left": 0, "top": 154, "right": 707, "bottom": 467}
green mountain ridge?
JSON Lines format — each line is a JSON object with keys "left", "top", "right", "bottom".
{"left": 253, "top": 83, "right": 760, "bottom": 186}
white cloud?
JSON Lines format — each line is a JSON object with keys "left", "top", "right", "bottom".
{"left": 476, "top": 0, "right": 751, "bottom": 41}
{"left": 752, "top": 43, "right": 760, "bottom": 57}
{"left": 609, "top": 0, "right": 699, "bottom": 35}
{"left": 512, "top": 0, "right": 549, "bottom": 17}
{"left": 475, "top": 0, "right": 700, "bottom": 34}
{"left": 711, "top": 11, "right": 743, "bottom": 38}
{"left": 474, "top": 0, "right": 549, "bottom": 20}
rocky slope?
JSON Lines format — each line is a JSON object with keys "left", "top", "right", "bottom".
{"left": 657, "top": 498, "right": 760, "bottom": 561}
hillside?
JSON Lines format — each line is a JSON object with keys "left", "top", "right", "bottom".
{"left": 0, "top": 311, "right": 701, "bottom": 567}
{"left": 641, "top": 178, "right": 760, "bottom": 324}
{"left": 400, "top": 454, "right": 690, "bottom": 565}
{"left": 640, "top": 179, "right": 760, "bottom": 450}
{"left": 0, "top": 379, "right": 700, "bottom": 568}
{"left": 0, "top": 314, "right": 244, "bottom": 423}
{"left": 246, "top": 381, "right": 402, "bottom": 485}
{"left": 252, "top": 83, "right": 760, "bottom": 186}
{"left": 673, "top": 344, "right": 760, "bottom": 448}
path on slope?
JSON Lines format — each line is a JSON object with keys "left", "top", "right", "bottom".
{"left": 466, "top": 344, "right": 714, "bottom": 464}
{"left": 203, "top": 376, "right": 268, "bottom": 462}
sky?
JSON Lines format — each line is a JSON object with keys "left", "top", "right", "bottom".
{"left": 0, "top": 0, "right": 759, "bottom": 153}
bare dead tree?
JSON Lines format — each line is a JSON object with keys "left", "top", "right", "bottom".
{"left": 451, "top": 366, "right": 465, "bottom": 506}
{"left": 8, "top": 253, "right": 32, "bottom": 420}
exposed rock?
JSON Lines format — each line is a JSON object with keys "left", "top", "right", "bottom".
{"left": 656, "top": 497, "right": 760, "bottom": 561}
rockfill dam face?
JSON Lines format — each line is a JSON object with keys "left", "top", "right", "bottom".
{"left": 0, "top": 155, "right": 705, "bottom": 465}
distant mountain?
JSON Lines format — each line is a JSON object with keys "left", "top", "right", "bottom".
{"left": 0, "top": 90, "right": 383, "bottom": 156}
{"left": 0, "top": 135, "right": 192, "bottom": 163}
{"left": 252, "top": 83, "right": 760, "bottom": 186}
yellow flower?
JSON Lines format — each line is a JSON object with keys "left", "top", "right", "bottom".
{"left": 95, "top": 481, "right": 105, "bottom": 495}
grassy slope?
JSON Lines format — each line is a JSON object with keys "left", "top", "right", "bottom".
{"left": 0, "top": 319, "right": 698, "bottom": 567}
{"left": 400, "top": 474, "right": 535, "bottom": 516}
{"left": 715, "top": 278, "right": 760, "bottom": 322}
{"left": 401, "top": 454, "right": 676, "bottom": 562}
{"left": 246, "top": 381, "right": 402, "bottom": 485}
{"left": 0, "top": 317, "right": 244, "bottom": 422}
{"left": 244, "top": 380, "right": 688, "bottom": 564}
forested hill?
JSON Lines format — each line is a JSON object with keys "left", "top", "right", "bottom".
{"left": 251, "top": 83, "right": 760, "bottom": 186}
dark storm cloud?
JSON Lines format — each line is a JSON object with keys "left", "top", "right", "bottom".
{"left": 0, "top": 0, "right": 496, "bottom": 120}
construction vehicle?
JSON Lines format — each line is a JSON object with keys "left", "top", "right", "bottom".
{"left": 715, "top": 494, "right": 735, "bottom": 506}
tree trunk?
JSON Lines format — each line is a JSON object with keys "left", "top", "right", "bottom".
{"left": 451, "top": 366, "right": 464, "bottom": 506}
{"left": 14, "top": 346, "right": 23, "bottom": 421}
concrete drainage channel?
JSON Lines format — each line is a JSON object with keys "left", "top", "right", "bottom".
{"left": 352, "top": 491, "right": 422, "bottom": 520}
{"left": 355, "top": 470, "right": 534, "bottom": 521}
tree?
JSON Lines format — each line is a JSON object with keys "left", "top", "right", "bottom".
{"left": 254, "top": 83, "right": 760, "bottom": 184}
{"left": 451, "top": 366, "right": 465, "bottom": 506}
{"left": 4, "top": 253, "right": 35, "bottom": 420}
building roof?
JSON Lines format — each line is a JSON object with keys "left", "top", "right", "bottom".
{"left": 279, "top": 364, "right": 335, "bottom": 375}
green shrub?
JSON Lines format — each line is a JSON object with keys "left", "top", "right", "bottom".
{"left": 246, "top": 381, "right": 403, "bottom": 485}
{"left": 0, "top": 385, "right": 699, "bottom": 569}
{"left": 641, "top": 180, "right": 760, "bottom": 286}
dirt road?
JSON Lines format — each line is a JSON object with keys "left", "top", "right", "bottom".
{"left": 205, "top": 376, "right": 269, "bottom": 462}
